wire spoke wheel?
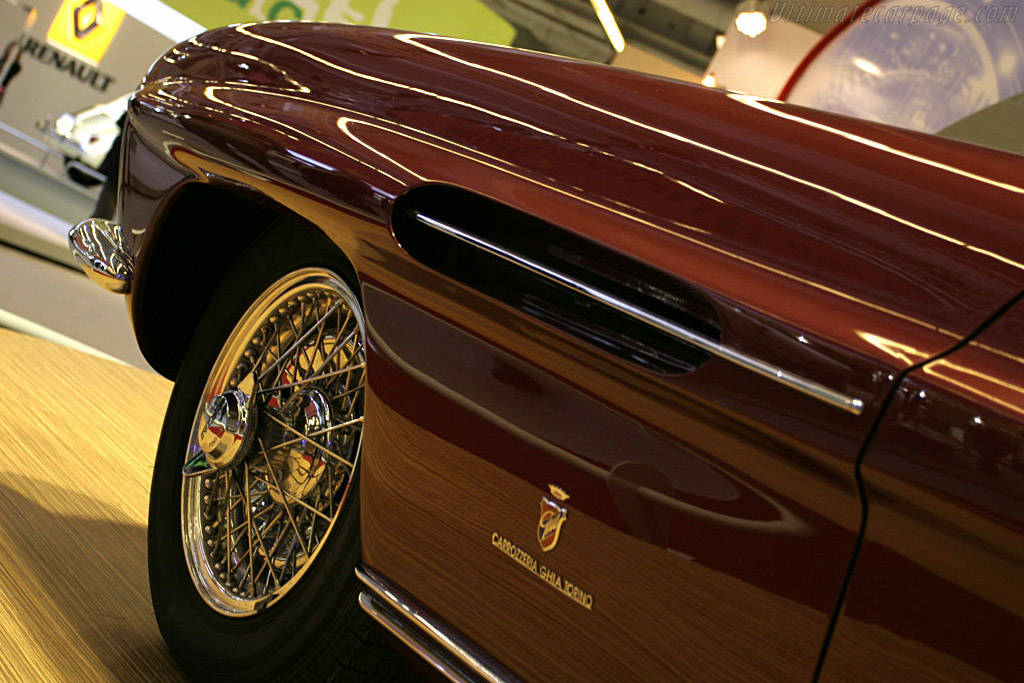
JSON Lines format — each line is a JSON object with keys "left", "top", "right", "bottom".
{"left": 181, "top": 268, "right": 366, "bottom": 617}
{"left": 151, "top": 229, "right": 408, "bottom": 681}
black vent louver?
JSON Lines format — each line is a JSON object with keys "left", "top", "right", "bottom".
{"left": 391, "top": 186, "right": 719, "bottom": 375}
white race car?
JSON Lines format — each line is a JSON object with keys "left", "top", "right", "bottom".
{"left": 38, "top": 92, "right": 130, "bottom": 184}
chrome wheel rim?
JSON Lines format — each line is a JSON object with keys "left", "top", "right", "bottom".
{"left": 182, "top": 268, "right": 366, "bottom": 617}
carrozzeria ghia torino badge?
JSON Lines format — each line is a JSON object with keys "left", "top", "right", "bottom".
{"left": 538, "top": 485, "right": 570, "bottom": 552}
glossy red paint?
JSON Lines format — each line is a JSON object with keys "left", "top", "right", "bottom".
{"left": 359, "top": 273, "right": 850, "bottom": 680}
{"left": 129, "top": 24, "right": 1024, "bottom": 373}
{"left": 117, "top": 22, "right": 1024, "bottom": 680}
{"left": 821, "top": 298, "right": 1024, "bottom": 682}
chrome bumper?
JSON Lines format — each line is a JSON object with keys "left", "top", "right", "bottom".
{"left": 68, "top": 218, "right": 135, "bottom": 294}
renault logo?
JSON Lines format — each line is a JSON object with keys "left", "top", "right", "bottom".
{"left": 46, "top": 0, "right": 124, "bottom": 65}
{"left": 73, "top": 0, "right": 102, "bottom": 39}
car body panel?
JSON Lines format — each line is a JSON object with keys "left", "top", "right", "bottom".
{"left": 821, "top": 298, "right": 1024, "bottom": 683}
{"left": 115, "top": 23, "right": 1024, "bottom": 681}
{"left": 360, "top": 279, "right": 843, "bottom": 680}
{"left": 125, "top": 24, "right": 1024, "bottom": 368}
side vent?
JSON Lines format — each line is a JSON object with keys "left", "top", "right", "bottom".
{"left": 391, "top": 186, "right": 719, "bottom": 375}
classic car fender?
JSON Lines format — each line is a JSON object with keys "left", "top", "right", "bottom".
{"left": 111, "top": 23, "right": 1024, "bottom": 681}
{"left": 121, "top": 23, "right": 1024, "bottom": 384}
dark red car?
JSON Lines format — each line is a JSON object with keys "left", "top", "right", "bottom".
{"left": 69, "top": 22, "right": 1024, "bottom": 682}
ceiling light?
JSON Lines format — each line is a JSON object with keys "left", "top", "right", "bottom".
{"left": 734, "top": 0, "right": 768, "bottom": 38}
{"left": 735, "top": 10, "right": 767, "bottom": 38}
{"left": 701, "top": 73, "right": 717, "bottom": 87}
{"left": 589, "top": 0, "right": 626, "bottom": 53}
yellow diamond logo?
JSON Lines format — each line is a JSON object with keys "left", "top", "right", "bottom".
{"left": 46, "top": 0, "right": 125, "bottom": 66}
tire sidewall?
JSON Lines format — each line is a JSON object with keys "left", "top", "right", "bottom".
{"left": 148, "top": 224, "right": 366, "bottom": 681}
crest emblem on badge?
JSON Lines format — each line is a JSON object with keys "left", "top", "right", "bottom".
{"left": 538, "top": 484, "right": 570, "bottom": 552}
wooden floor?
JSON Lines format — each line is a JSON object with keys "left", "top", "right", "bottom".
{"left": 0, "top": 329, "right": 183, "bottom": 681}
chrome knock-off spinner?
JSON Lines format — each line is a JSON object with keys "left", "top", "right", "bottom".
{"left": 268, "top": 388, "right": 333, "bottom": 504}
{"left": 198, "top": 388, "right": 258, "bottom": 469}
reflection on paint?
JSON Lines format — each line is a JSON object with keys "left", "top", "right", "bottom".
{"left": 144, "top": 24, "right": 1015, "bottom": 351}
{"left": 923, "top": 356, "right": 1024, "bottom": 419}
{"left": 856, "top": 331, "right": 930, "bottom": 365}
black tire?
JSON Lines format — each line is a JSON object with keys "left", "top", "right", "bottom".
{"left": 148, "top": 223, "right": 408, "bottom": 682}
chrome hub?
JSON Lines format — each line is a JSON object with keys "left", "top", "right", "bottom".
{"left": 198, "top": 388, "right": 257, "bottom": 470}
{"left": 267, "top": 388, "right": 332, "bottom": 504}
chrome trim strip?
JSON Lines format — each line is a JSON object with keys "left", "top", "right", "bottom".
{"left": 68, "top": 218, "right": 136, "bottom": 294}
{"left": 358, "top": 593, "right": 477, "bottom": 683}
{"left": 356, "top": 566, "right": 521, "bottom": 683}
{"left": 411, "top": 211, "right": 865, "bottom": 416}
